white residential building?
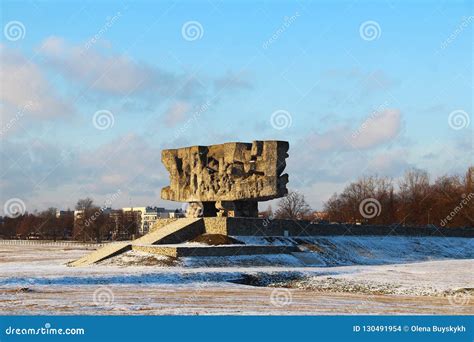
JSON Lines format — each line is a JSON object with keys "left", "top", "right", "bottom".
{"left": 122, "top": 206, "right": 184, "bottom": 235}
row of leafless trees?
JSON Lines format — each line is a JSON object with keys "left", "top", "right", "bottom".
{"left": 1, "top": 207, "right": 73, "bottom": 240}
{"left": 1, "top": 198, "right": 140, "bottom": 242}
{"left": 265, "top": 167, "right": 473, "bottom": 228}
{"left": 323, "top": 167, "right": 473, "bottom": 227}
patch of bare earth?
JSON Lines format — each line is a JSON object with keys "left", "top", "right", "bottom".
{"left": 189, "top": 234, "right": 244, "bottom": 245}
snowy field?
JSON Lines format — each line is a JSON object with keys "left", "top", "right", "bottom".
{"left": 0, "top": 237, "right": 473, "bottom": 315}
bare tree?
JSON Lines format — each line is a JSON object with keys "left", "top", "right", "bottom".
{"left": 39, "top": 207, "right": 58, "bottom": 241}
{"left": 275, "top": 191, "right": 311, "bottom": 219}
{"left": 398, "top": 168, "right": 430, "bottom": 225}
{"left": 74, "top": 198, "right": 95, "bottom": 241}
{"left": 76, "top": 198, "right": 94, "bottom": 211}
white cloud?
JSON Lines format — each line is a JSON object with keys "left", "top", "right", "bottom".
{"left": 367, "top": 149, "right": 412, "bottom": 176}
{"left": 0, "top": 45, "right": 73, "bottom": 130}
{"left": 307, "top": 109, "right": 402, "bottom": 151}
{"left": 163, "top": 101, "right": 190, "bottom": 127}
{"left": 0, "top": 134, "right": 169, "bottom": 214}
{"left": 37, "top": 37, "right": 191, "bottom": 100}
{"left": 350, "top": 109, "right": 401, "bottom": 149}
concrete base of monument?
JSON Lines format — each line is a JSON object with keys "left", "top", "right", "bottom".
{"left": 69, "top": 217, "right": 474, "bottom": 267}
{"left": 199, "top": 217, "right": 474, "bottom": 237}
{"left": 132, "top": 244, "right": 299, "bottom": 257}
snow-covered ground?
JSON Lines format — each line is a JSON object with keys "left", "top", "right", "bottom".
{"left": 0, "top": 237, "right": 472, "bottom": 315}
{"left": 235, "top": 235, "right": 474, "bottom": 266}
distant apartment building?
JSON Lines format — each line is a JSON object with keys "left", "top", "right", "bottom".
{"left": 169, "top": 210, "right": 185, "bottom": 219}
{"left": 73, "top": 206, "right": 185, "bottom": 238}
{"left": 121, "top": 206, "right": 184, "bottom": 235}
{"left": 108, "top": 209, "right": 125, "bottom": 240}
{"left": 122, "top": 207, "right": 146, "bottom": 235}
{"left": 55, "top": 209, "right": 74, "bottom": 218}
{"left": 55, "top": 210, "right": 74, "bottom": 238}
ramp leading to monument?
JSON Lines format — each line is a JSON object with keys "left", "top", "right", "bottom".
{"left": 133, "top": 218, "right": 204, "bottom": 245}
{"left": 68, "top": 242, "right": 132, "bottom": 267}
{"left": 70, "top": 218, "right": 204, "bottom": 267}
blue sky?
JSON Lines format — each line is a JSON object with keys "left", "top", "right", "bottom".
{"left": 1, "top": 0, "right": 472, "bottom": 214}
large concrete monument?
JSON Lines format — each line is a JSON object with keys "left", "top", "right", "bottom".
{"left": 71, "top": 139, "right": 471, "bottom": 268}
{"left": 161, "top": 140, "right": 289, "bottom": 217}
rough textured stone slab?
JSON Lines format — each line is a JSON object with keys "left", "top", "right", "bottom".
{"left": 161, "top": 140, "right": 289, "bottom": 203}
